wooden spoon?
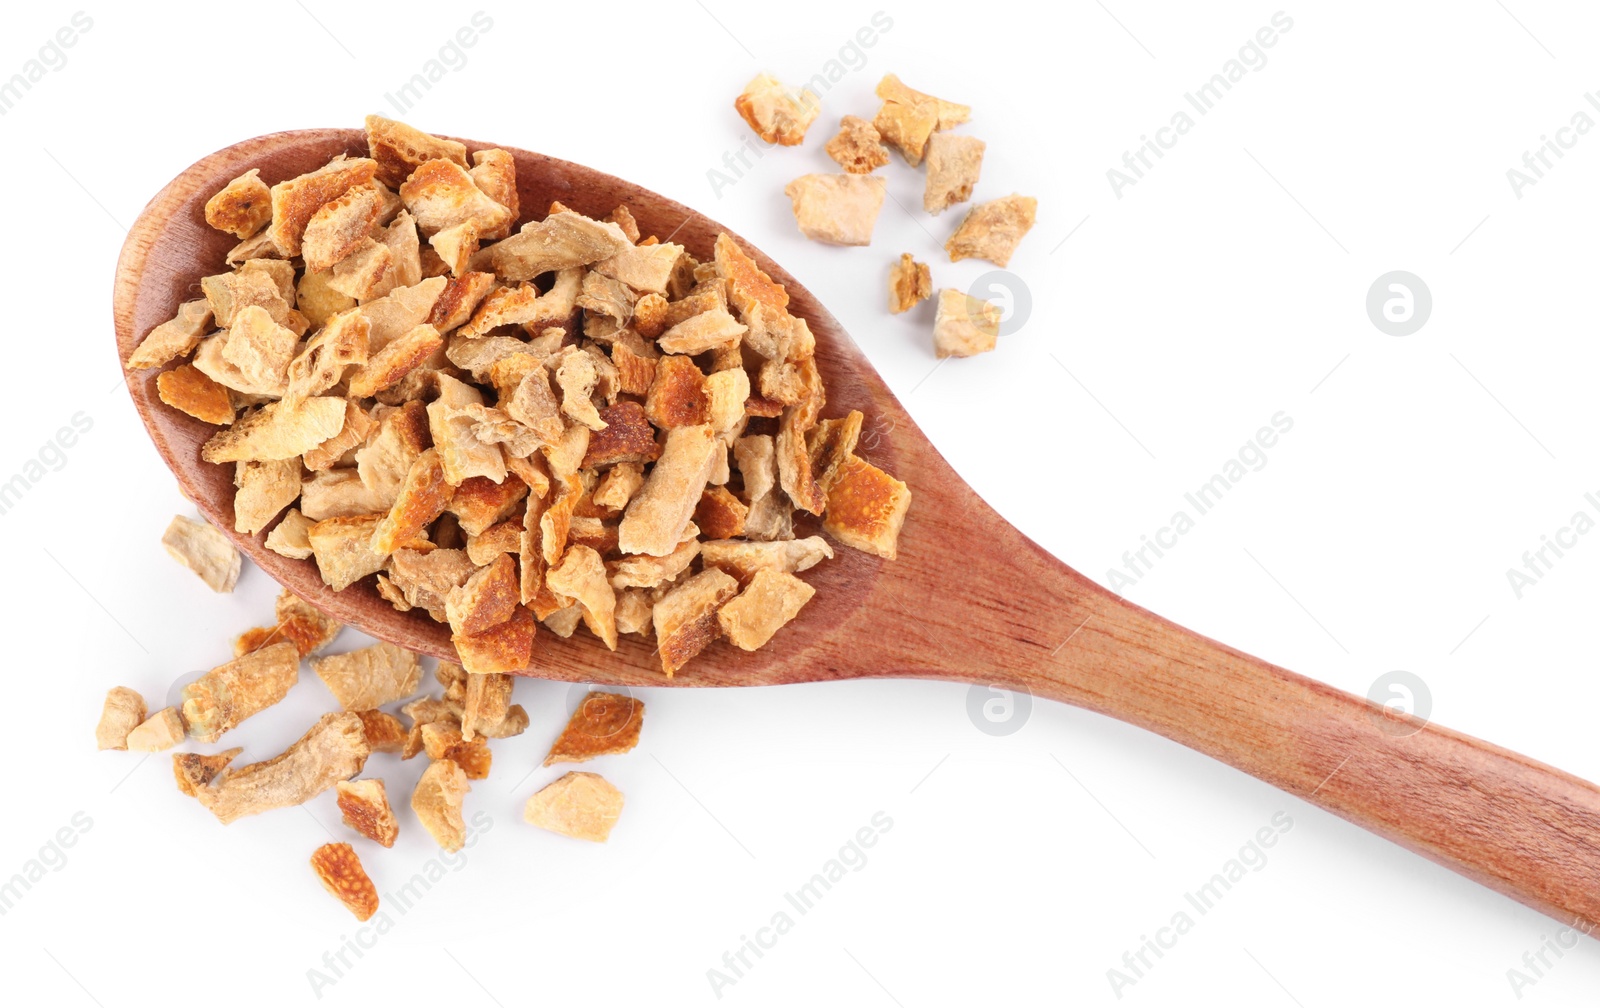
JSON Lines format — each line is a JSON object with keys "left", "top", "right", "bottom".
{"left": 115, "top": 129, "right": 1600, "bottom": 932}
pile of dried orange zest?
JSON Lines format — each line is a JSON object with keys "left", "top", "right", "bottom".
{"left": 96, "top": 583, "right": 651, "bottom": 919}
{"left": 126, "top": 114, "right": 912, "bottom": 680}
{"left": 734, "top": 73, "right": 1037, "bottom": 358}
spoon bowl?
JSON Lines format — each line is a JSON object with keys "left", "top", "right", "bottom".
{"left": 115, "top": 129, "right": 1600, "bottom": 931}
{"left": 115, "top": 128, "right": 899, "bottom": 688}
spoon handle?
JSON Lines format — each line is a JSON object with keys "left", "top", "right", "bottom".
{"left": 963, "top": 576, "right": 1600, "bottom": 930}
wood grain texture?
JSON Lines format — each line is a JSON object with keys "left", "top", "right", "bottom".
{"left": 114, "top": 129, "right": 1600, "bottom": 930}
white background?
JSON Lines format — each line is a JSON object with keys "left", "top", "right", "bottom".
{"left": 1, "top": 1, "right": 1597, "bottom": 1005}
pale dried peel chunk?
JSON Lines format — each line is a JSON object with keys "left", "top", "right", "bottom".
{"left": 241, "top": 258, "right": 297, "bottom": 304}
{"left": 405, "top": 694, "right": 461, "bottom": 730}
{"left": 592, "top": 242, "right": 684, "bottom": 295}
{"left": 825, "top": 115, "right": 891, "bottom": 174}
{"left": 308, "top": 514, "right": 388, "bottom": 590}
{"left": 380, "top": 210, "right": 423, "bottom": 289}
{"left": 734, "top": 73, "right": 821, "bottom": 146}
{"left": 610, "top": 537, "right": 699, "bottom": 590}
{"left": 326, "top": 238, "right": 393, "bottom": 300}
{"left": 464, "top": 404, "right": 542, "bottom": 460}
{"left": 205, "top": 168, "right": 273, "bottom": 239}
{"left": 265, "top": 508, "right": 315, "bottom": 559}
{"left": 201, "top": 397, "right": 347, "bottom": 464}
{"left": 428, "top": 374, "right": 507, "bottom": 485}
{"left": 360, "top": 277, "right": 447, "bottom": 348}
{"left": 461, "top": 673, "right": 523, "bottom": 741}
{"left": 873, "top": 73, "right": 970, "bottom": 166}
{"left": 607, "top": 204, "right": 641, "bottom": 243}
{"left": 375, "top": 574, "right": 412, "bottom": 612}
{"left": 226, "top": 230, "right": 283, "bottom": 265}
{"left": 933, "top": 288, "right": 1000, "bottom": 358}
{"left": 658, "top": 308, "right": 747, "bottom": 355}
{"left": 356, "top": 400, "right": 429, "bottom": 505}
{"left": 234, "top": 459, "right": 300, "bottom": 535}
{"left": 127, "top": 708, "right": 186, "bottom": 752}
{"left": 699, "top": 537, "right": 834, "bottom": 584}
{"left": 878, "top": 72, "right": 971, "bottom": 131}
{"left": 161, "top": 515, "right": 242, "bottom": 592}
{"left": 652, "top": 568, "right": 738, "bottom": 675}
{"left": 738, "top": 435, "right": 791, "bottom": 542}
{"left": 523, "top": 771, "right": 624, "bottom": 842}
{"left": 546, "top": 545, "right": 617, "bottom": 649}
{"left": 128, "top": 299, "right": 213, "bottom": 370}
{"left": 433, "top": 659, "right": 467, "bottom": 702}
{"left": 873, "top": 97, "right": 937, "bottom": 167}
{"left": 537, "top": 424, "right": 588, "bottom": 490}
{"left": 944, "top": 194, "right": 1037, "bottom": 267}
{"left": 888, "top": 253, "right": 933, "bottom": 314}
{"left": 302, "top": 401, "right": 375, "bottom": 473}
{"left": 311, "top": 842, "right": 380, "bottom": 921}
{"left": 735, "top": 432, "right": 776, "bottom": 497}
{"left": 553, "top": 349, "right": 606, "bottom": 431}
{"left": 158, "top": 364, "right": 235, "bottom": 426}
{"left": 783, "top": 174, "right": 886, "bottom": 246}
{"left": 468, "top": 148, "right": 519, "bottom": 240}
{"left": 504, "top": 366, "right": 566, "bottom": 447}
{"left": 544, "top": 692, "right": 645, "bottom": 766}
{"left": 592, "top": 462, "right": 645, "bottom": 511}
{"left": 303, "top": 183, "right": 387, "bottom": 272}
{"left": 336, "top": 779, "right": 399, "bottom": 848}
{"left": 301, "top": 469, "right": 391, "bottom": 521}
{"left": 96, "top": 686, "right": 147, "bottom": 751}
{"left": 924, "top": 133, "right": 986, "bottom": 214}
{"left": 181, "top": 641, "right": 299, "bottom": 743}
{"left": 822, "top": 454, "right": 912, "bottom": 559}
{"left": 193, "top": 712, "right": 370, "bottom": 824}
{"left": 389, "top": 548, "right": 476, "bottom": 614}
{"left": 456, "top": 283, "right": 540, "bottom": 338}
{"left": 285, "top": 308, "right": 369, "bottom": 404}
{"left": 412, "top": 758, "right": 471, "bottom": 852}
{"left": 202, "top": 269, "right": 290, "bottom": 330}
{"left": 582, "top": 305, "right": 625, "bottom": 343}
{"left": 615, "top": 589, "right": 653, "bottom": 636}
{"left": 311, "top": 641, "right": 422, "bottom": 711}
{"left": 400, "top": 158, "right": 512, "bottom": 237}
{"left": 173, "top": 749, "right": 240, "bottom": 796}
{"left": 717, "top": 569, "right": 816, "bottom": 650}
{"left": 619, "top": 424, "right": 718, "bottom": 557}
{"left": 356, "top": 710, "right": 407, "bottom": 753}
{"left": 220, "top": 305, "right": 299, "bottom": 393}
{"left": 490, "top": 211, "right": 631, "bottom": 282}
{"left": 297, "top": 269, "right": 357, "bottom": 329}
{"left": 429, "top": 220, "right": 480, "bottom": 276}
{"left": 704, "top": 368, "right": 751, "bottom": 435}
